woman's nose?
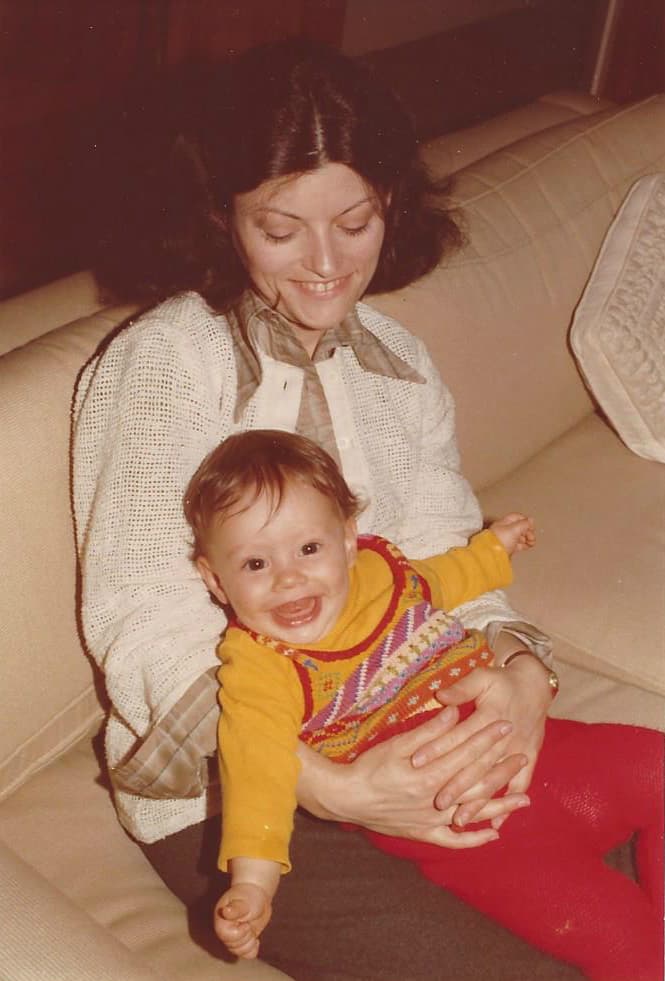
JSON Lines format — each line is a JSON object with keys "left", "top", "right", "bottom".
{"left": 304, "top": 230, "right": 340, "bottom": 278}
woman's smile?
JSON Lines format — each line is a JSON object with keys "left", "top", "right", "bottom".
{"left": 294, "top": 276, "right": 350, "bottom": 296}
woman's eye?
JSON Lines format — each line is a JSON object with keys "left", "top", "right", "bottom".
{"left": 341, "top": 223, "right": 369, "bottom": 237}
{"left": 245, "top": 558, "right": 266, "bottom": 571}
{"left": 262, "top": 228, "right": 294, "bottom": 243}
{"left": 301, "top": 542, "right": 320, "bottom": 556}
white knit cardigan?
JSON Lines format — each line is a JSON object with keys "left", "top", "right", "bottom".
{"left": 72, "top": 291, "right": 546, "bottom": 843}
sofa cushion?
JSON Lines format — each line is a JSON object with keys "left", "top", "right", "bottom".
{"left": 0, "top": 740, "right": 288, "bottom": 980}
{"left": 0, "top": 840, "right": 165, "bottom": 981}
{"left": 570, "top": 173, "right": 665, "bottom": 463}
{"left": 421, "top": 90, "right": 613, "bottom": 176}
{"left": 479, "top": 413, "right": 665, "bottom": 696}
{"left": 0, "top": 306, "right": 133, "bottom": 801}
{"left": 551, "top": 660, "right": 665, "bottom": 732}
{"left": 0, "top": 270, "right": 104, "bottom": 357}
{"left": 373, "top": 94, "right": 665, "bottom": 491}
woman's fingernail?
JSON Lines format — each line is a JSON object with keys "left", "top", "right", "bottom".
{"left": 499, "top": 722, "right": 513, "bottom": 736}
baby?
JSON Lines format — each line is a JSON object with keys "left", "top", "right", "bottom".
{"left": 183, "top": 429, "right": 535, "bottom": 959}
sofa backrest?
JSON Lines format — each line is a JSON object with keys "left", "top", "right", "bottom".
{"left": 0, "top": 270, "right": 104, "bottom": 358}
{"left": 373, "top": 93, "right": 665, "bottom": 490}
{"left": 0, "top": 305, "right": 134, "bottom": 800}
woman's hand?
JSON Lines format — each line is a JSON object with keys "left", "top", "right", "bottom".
{"left": 430, "top": 654, "right": 551, "bottom": 826}
{"left": 296, "top": 705, "right": 530, "bottom": 849}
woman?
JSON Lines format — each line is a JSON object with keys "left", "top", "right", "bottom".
{"left": 73, "top": 39, "right": 568, "bottom": 979}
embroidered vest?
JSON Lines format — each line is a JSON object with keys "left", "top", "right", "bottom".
{"left": 240, "top": 535, "right": 492, "bottom": 763}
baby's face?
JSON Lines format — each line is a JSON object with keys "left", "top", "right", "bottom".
{"left": 198, "top": 478, "right": 357, "bottom": 645}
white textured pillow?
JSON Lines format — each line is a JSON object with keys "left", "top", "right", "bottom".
{"left": 570, "top": 173, "right": 665, "bottom": 463}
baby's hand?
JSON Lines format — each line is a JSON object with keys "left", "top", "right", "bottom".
{"left": 490, "top": 513, "right": 535, "bottom": 557}
{"left": 214, "top": 882, "right": 273, "bottom": 960}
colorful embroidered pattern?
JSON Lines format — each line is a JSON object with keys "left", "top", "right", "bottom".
{"left": 241, "top": 535, "right": 493, "bottom": 763}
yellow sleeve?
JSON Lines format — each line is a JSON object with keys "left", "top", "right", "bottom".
{"left": 217, "top": 630, "right": 304, "bottom": 874}
{"left": 412, "top": 529, "right": 513, "bottom": 611}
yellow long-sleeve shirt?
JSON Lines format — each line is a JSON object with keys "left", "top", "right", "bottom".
{"left": 217, "top": 529, "right": 512, "bottom": 872}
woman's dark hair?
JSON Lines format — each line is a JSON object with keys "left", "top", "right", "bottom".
{"left": 97, "top": 39, "right": 462, "bottom": 308}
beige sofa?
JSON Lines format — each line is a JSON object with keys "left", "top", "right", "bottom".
{"left": 1, "top": 90, "right": 664, "bottom": 981}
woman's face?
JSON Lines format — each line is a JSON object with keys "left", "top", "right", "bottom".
{"left": 232, "top": 163, "right": 386, "bottom": 354}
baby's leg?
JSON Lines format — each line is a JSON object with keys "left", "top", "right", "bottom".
{"left": 366, "top": 719, "right": 664, "bottom": 981}
{"left": 540, "top": 718, "right": 664, "bottom": 914}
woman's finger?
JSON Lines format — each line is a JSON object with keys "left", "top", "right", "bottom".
{"left": 439, "top": 752, "right": 528, "bottom": 812}
{"left": 414, "top": 719, "right": 513, "bottom": 804}
{"left": 423, "top": 824, "right": 500, "bottom": 849}
{"left": 453, "top": 788, "right": 530, "bottom": 827}
{"left": 411, "top": 674, "right": 497, "bottom": 767}
{"left": 392, "top": 704, "right": 459, "bottom": 762}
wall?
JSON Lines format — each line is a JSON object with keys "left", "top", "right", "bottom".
{"left": 342, "top": 0, "right": 532, "bottom": 54}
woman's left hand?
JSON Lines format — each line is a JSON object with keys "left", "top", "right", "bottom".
{"left": 413, "top": 654, "right": 551, "bottom": 826}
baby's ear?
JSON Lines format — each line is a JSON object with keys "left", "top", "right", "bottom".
{"left": 196, "top": 555, "right": 229, "bottom": 606}
{"left": 344, "top": 517, "right": 358, "bottom": 566}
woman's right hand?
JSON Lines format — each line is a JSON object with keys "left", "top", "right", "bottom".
{"left": 296, "top": 705, "right": 529, "bottom": 849}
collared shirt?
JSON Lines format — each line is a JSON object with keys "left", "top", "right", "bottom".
{"left": 226, "top": 290, "right": 424, "bottom": 466}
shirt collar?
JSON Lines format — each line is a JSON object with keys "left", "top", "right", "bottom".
{"left": 227, "top": 290, "right": 425, "bottom": 421}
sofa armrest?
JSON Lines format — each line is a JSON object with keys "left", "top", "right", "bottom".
{"left": 0, "top": 270, "right": 107, "bottom": 357}
{"left": 0, "top": 838, "right": 166, "bottom": 981}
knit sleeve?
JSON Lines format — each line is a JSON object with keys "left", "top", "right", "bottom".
{"left": 399, "top": 339, "right": 552, "bottom": 662}
{"left": 218, "top": 633, "right": 304, "bottom": 873}
{"left": 398, "top": 339, "right": 483, "bottom": 554}
{"left": 72, "top": 300, "right": 235, "bottom": 739}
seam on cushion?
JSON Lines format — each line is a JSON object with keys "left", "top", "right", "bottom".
{"left": 456, "top": 95, "right": 661, "bottom": 206}
{"left": 0, "top": 686, "right": 103, "bottom": 802}
{"left": 448, "top": 139, "right": 665, "bottom": 272}
{"left": 549, "top": 636, "right": 665, "bottom": 697}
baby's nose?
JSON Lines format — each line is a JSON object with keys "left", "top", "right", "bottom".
{"left": 274, "top": 562, "right": 305, "bottom": 588}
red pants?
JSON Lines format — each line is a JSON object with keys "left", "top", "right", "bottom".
{"left": 365, "top": 719, "right": 664, "bottom": 981}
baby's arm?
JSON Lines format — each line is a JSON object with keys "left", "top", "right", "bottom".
{"left": 214, "top": 857, "right": 281, "bottom": 959}
{"left": 489, "top": 513, "right": 535, "bottom": 557}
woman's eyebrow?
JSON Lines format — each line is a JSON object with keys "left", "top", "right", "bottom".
{"left": 337, "top": 197, "right": 373, "bottom": 217}
{"left": 256, "top": 197, "right": 373, "bottom": 220}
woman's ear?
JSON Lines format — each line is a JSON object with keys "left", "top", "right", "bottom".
{"left": 344, "top": 517, "right": 358, "bottom": 567}
{"left": 196, "top": 555, "right": 229, "bottom": 606}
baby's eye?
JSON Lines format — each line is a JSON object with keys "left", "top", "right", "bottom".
{"left": 245, "top": 558, "right": 266, "bottom": 571}
{"left": 300, "top": 542, "right": 321, "bottom": 556}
